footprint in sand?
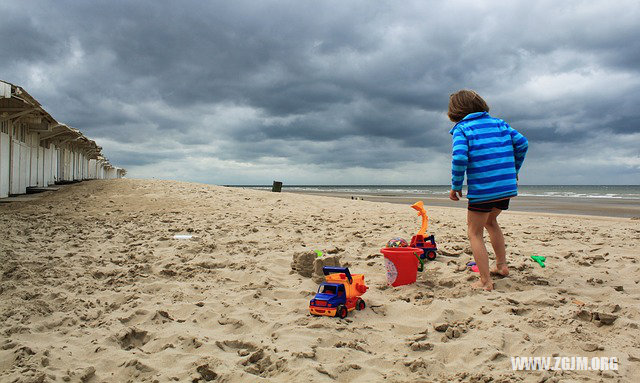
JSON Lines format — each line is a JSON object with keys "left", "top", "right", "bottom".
{"left": 215, "top": 339, "right": 286, "bottom": 378}
{"left": 114, "top": 328, "right": 151, "bottom": 350}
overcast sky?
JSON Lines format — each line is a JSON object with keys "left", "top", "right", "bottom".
{"left": 2, "top": 0, "right": 639, "bottom": 185}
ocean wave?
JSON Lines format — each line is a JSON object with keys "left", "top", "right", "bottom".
{"left": 238, "top": 185, "right": 640, "bottom": 200}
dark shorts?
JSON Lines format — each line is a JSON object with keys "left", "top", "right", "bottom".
{"left": 468, "top": 198, "right": 510, "bottom": 213}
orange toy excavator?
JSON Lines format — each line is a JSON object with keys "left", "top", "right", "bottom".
{"left": 411, "top": 201, "right": 429, "bottom": 236}
{"left": 410, "top": 201, "right": 438, "bottom": 261}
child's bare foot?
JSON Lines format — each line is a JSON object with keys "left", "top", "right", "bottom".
{"left": 471, "top": 279, "right": 494, "bottom": 291}
{"left": 490, "top": 262, "right": 509, "bottom": 277}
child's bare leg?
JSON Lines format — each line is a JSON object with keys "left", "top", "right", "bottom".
{"left": 485, "top": 208, "right": 509, "bottom": 276}
{"left": 467, "top": 210, "right": 493, "bottom": 291}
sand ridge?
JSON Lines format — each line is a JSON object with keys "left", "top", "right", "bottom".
{"left": 0, "top": 179, "right": 638, "bottom": 382}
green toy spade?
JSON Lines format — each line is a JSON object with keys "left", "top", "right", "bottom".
{"left": 531, "top": 255, "right": 546, "bottom": 268}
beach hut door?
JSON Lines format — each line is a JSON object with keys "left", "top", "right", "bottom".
{"left": 0, "top": 131, "right": 9, "bottom": 198}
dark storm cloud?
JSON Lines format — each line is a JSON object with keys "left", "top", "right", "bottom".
{"left": 1, "top": 0, "right": 639, "bottom": 183}
{"left": 105, "top": 149, "right": 169, "bottom": 167}
{"left": 0, "top": 9, "right": 59, "bottom": 61}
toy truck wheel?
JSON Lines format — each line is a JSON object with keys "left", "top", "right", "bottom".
{"left": 336, "top": 305, "right": 348, "bottom": 319}
{"left": 356, "top": 299, "right": 365, "bottom": 311}
{"left": 426, "top": 251, "right": 437, "bottom": 261}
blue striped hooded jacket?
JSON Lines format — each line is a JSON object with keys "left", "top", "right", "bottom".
{"left": 450, "top": 112, "right": 528, "bottom": 203}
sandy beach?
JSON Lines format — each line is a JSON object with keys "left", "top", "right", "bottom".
{"left": 1, "top": 179, "right": 639, "bottom": 382}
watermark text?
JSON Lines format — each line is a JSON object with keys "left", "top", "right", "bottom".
{"left": 511, "top": 356, "right": 618, "bottom": 371}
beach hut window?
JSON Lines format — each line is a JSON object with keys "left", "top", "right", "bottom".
{"left": 12, "top": 124, "right": 25, "bottom": 142}
{"left": 0, "top": 120, "right": 8, "bottom": 134}
{"left": 23, "top": 125, "right": 28, "bottom": 142}
{"left": 19, "top": 125, "right": 27, "bottom": 142}
{"left": 14, "top": 125, "right": 21, "bottom": 141}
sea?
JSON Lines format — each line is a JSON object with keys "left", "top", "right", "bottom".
{"left": 237, "top": 185, "right": 640, "bottom": 200}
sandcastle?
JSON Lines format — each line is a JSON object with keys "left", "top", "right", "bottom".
{"left": 291, "top": 251, "right": 342, "bottom": 283}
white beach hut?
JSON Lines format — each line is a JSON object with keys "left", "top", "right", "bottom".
{"left": 1, "top": 81, "right": 59, "bottom": 197}
{"left": 1, "top": 80, "right": 125, "bottom": 199}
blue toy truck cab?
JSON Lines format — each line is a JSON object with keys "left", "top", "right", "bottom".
{"left": 309, "top": 283, "right": 346, "bottom": 317}
{"left": 318, "top": 283, "right": 346, "bottom": 303}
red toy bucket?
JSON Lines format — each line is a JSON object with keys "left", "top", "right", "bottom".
{"left": 380, "top": 247, "right": 421, "bottom": 287}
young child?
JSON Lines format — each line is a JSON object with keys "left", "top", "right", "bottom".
{"left": 447, "top": 90, "right": 528, "bottom": 291}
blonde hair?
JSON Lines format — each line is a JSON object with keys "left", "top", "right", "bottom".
{"left": 447, "top": 89, "right": 489, "bottom": 122}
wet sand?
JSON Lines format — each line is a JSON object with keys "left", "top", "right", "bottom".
{"left": 1, "top": 179, "right": 639, "bottom": 382}
{"left": 285, "top": 191, "right": 640, "bottom": 219}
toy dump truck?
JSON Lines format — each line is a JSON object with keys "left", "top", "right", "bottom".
{"left": 411, "top": 234, "right": 437, "bottom": 261}
{"left": 309, "top": 267, "right": 368, "bottom": 319}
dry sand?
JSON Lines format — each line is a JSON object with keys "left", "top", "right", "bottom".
{"left": 1, "top": 179, "right": 639, "bottom": 382}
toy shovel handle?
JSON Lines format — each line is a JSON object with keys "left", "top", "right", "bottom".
{"left": 411, "top": 201, "right": 429, "bottom": 236}
{"left": 414, "top": 251, "right": 424, "bottom": 272}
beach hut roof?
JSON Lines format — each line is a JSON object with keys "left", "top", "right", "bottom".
{"left": 0, "top": 80, "right": 57, "bottom": 130}
{"left": 39, "top": 123, "right": 82, "bottom": 145}
{"left": 74, "top": 135, "right": 103, "bottom": 159}
{"left": 1, "top": 80, "right": 125, "bottom": 172}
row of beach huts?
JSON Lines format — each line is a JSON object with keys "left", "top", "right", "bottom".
{"left": 0, "top": 80, "right": 125, "bottom": 199}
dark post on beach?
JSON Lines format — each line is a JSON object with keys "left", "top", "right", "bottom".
{"left": 272, "top": 181, "right": 283, "bottom": 192}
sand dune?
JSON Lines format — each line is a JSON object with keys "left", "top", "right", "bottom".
{"left": 1, "top": 179, "right": 638, "bottom": 382}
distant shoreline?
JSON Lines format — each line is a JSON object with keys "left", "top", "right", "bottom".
{"left": 228, "top": 184, "right": 640, "bottom": 200}
{"left": 280, "top": 190, "right": 640, "bottom": 218}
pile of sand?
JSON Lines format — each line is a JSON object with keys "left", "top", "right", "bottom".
{"left": 291, "top": 250, "right": 342, "bottom": 283}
